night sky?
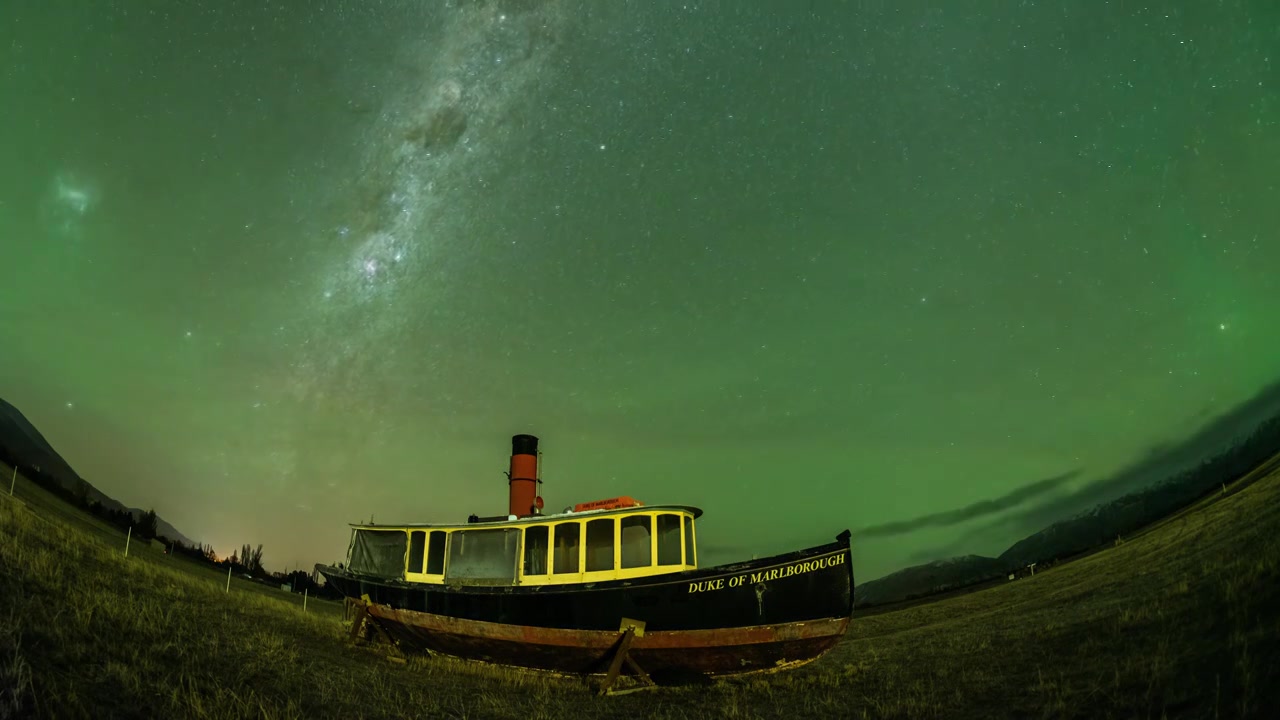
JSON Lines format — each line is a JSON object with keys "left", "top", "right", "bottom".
{"left": 2, "top": 1, "right": 1278, "bottom": 581}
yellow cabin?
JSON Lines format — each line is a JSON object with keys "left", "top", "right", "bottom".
{"left": 345, "top": 504, "right": 701, "bottom": 587}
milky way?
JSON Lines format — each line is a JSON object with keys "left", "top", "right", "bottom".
{"left": 297, "top": 1, "right": 572, "bottom": 415}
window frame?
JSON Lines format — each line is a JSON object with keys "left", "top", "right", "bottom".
{"left": 620, "top": 514, "right": 654, "bottom": 570}
{"left": 408, "top": 530, "right": 427, "bottom": 574}
{"left": 395, "top": 508, "right": 699, "bottom": 586}
{"left": 522, "top": 524, "right": 551, "bottom": 578}
{"left": 551, "top": 520, "right": 583, "bottom": 576}
{"left": 584, "top": 517, "right": 617, "bottom": 574}
{"left": 443, "top": 527, "right": 521, "bottom": 586}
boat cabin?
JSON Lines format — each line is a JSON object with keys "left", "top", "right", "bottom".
{"left": 345, "top": 503, "right": 700, "bottom": 587}
{"left": 342, "top": 435, "right": 703, "bottom": 587}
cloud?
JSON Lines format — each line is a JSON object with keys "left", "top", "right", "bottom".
{"left": 856, "top": 470, "right": 1081, "bottom": 538}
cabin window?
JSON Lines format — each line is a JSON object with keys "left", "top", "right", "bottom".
{"left": 523, "top": 525, "right": 550, "bottom": 575}
{"left": 684, "top": 515, "right": 695, "bottom": 565}
{"left": 553, "top": 522, "right": 580, "bottom": 574}
{"left": 408, "top": 531, "right": 426, "bottom": 573}
{"left": 426, "top": 530, "right": 447, "bottom": 575}
{"left": 444, "top": 528, "right": 519, "bottom": 585}
{"left": 620, "top": 515, "right": 652, "bottom": 569}
{"left": 586, "top": 518, "right": 615, "bottom": 572}
{"left": 348, "top": 529, "right": 408, "bottom": 578}
{"left": 656, "top": 514, "right": 682, "bottom": 566}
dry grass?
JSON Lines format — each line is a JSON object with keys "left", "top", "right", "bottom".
{"left": 0, "top": 461, "right": 1277, "bottom": 719}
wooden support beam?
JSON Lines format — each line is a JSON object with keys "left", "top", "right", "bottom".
{"left": 346, "top": 596, "right": 402, "bottom": 661}
{"left": 623, "top": 654, "right": 653, "bottom": 687}
{"left": 348, "top": 602, "right": 369, "bottom": 642}
{"left": 599, "top": 627, "right": 636, "bottom": 693}
{"left": 599, "top": 618, "right": 657, "bottom": 695}
{"left": 368, "top": 619, "right": 396, "bottom": 646}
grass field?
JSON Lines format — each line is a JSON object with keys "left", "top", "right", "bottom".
{"left": 1, "top": 460, "right": 1277, "bottom": 719}
{"left": 0, "top": 463, "right": 341, "bottom": 619}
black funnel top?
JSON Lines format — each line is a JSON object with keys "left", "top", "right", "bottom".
{"left": 511, "top": 434, "right": 539, "bottom": 456}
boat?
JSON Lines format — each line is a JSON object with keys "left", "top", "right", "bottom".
{"left": 316, "top": 434, "right": 854, "bottom": 680}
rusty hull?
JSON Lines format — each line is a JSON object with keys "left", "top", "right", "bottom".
{"left": 365, "top": 604, "right": 849, "bottom": 676}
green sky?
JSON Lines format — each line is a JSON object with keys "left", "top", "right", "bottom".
{"left": 2, "top": 0, "right": 1278, "bottom": 580}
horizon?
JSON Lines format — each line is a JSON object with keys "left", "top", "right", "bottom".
{"left": 3, "top": 1, "right": 1280, "bottom": 583}
{"left": 6, "top": 376, "right": 1280, "bottom": 584}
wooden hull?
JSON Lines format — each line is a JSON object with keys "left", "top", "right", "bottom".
{"left": 368, "top": 605, "right": 849, "bottom": 676}
{"left": 319, "top": 532, "right": 853, "bottom": 675}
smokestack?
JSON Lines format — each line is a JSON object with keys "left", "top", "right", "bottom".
{"left": 508, "top": 434, "right": 543, "bottom": 518}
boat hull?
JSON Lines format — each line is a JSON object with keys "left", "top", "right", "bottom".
{"left": 320, "top": 533, "right": 853, "bottom": 675}
{"left": 368, "top": 605, "right": 849, "bottom": 675}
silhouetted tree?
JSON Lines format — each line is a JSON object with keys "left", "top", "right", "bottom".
{"left": 136, "top": 509, "right": 158, "bottom": 540}
{"left": 238, "top": 543, "right": 265, "bottom": 575}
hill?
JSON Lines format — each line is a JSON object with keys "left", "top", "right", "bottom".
{"left": 1000, "top": 415, "right": 1280, "bottom": 570}
{"left": 0, "top": 397, "right": 196, "bottom": 546}
{"left": 854, "top": 554, "right": 1007, "bottom": 607}
{"left": 856, "top": 389, "right": 1280, "bottom": 606}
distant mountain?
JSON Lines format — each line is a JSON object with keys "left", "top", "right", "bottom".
{"left": 0, "top": 397, "right": 196, "bottom": 547}
{"left": 856, "top": 555, "right": 1009, "bottom": 607}
{"left": 999, "top": 450, "right": 1274, "bottom": 570}
{"left": 0, "top": 398, "right": 107, "bottom": 503}
{"left": 859, "top": 385, "right": 1280, "bottom": 607}
{"left": 1001, "top": 399, "right": 1280, "bottom": 570}
{"left": 1001, "top": 379, "right": 1280, "bottom": 541}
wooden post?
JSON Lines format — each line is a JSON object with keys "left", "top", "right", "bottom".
{"left": 600, "top": 627, "right": 637, "bottom": 693}
{"left": 124, "top": 526, "right": 132, "bottom": 557}
{"left": 8, "top": 466, "right": 15, "bottom": 496}
{"left": 348, "top": 601, "right": 369, "bottom": 641}
{"left": 225, "top": 565, "right": 232, "bottom": 593}
{"left": 599, "top": 618, "right": 655, "bottom": 695}
{"left": 303, "top": 588, "right": 308, "bottom": 613}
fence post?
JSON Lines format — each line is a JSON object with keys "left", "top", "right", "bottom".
{"left": 8, "top": 466, "right": 15, "bottom": 496}
{"left": 303, "top": 588, "right": 308, "bottom": 613}
{"left": 124, "top": 526, "right": 132, "bottom": 558}
{"left": 226, "top": 565, "right": 232, "bottom": 593}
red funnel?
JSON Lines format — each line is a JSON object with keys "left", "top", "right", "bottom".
{"left": 507, "top": 434, "right": 542, "bottom": 517}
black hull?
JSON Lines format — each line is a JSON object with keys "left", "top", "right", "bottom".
{"left": 318, "top": 534, "right": 853, "bottom": 633}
